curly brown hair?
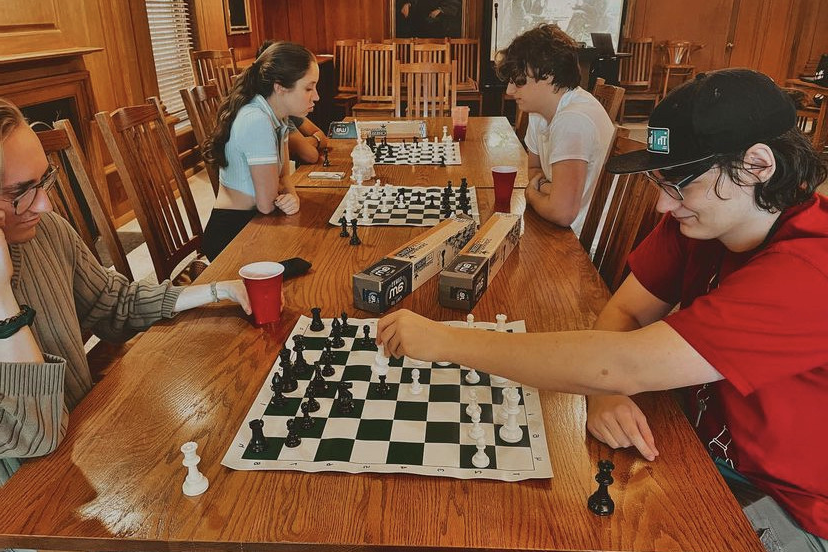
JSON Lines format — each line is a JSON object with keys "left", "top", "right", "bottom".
{"left": 204, "top": 41, "right": 315, "bottom": 168}
{"left": 494, "top": 24, "right": 580, "bottom": 90}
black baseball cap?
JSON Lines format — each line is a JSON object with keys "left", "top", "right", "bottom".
{"left": 607, "top": 68, "right": 796, "bottom": 174}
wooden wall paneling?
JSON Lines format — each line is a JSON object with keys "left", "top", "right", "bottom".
{"left": 0, "top": 0, "right": 66, "bottom": 53}
{"left": 729, "top": 0, "right": 803, "bottom": 82}
{"left": 227, "top": 0, "right": 265, "bottom": 62}
{"left": 262, "top": 0, "right": 291, "bottom": 46}
{"left": 191, "top": 0, "right": 229, "bottom": 51}
{"left": 787, "top": 0, "right": 828, "bottom": 78}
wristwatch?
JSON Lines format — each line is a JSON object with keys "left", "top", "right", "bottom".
{"left": 0, "top": 304, "right": 36, "bottom": 339}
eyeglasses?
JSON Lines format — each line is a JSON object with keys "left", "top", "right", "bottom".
{"left": 643, "top": 161, "right": 713, "bottom": 201}
{"left": 2, "top": 165, "right": 58, "bottom": 215}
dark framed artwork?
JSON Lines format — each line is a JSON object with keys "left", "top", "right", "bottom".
{"left": 391, "top": 0, "right": 466, "bottom": 39}
{"left": 224, "top": 0, "right": 251, "bottom": 35}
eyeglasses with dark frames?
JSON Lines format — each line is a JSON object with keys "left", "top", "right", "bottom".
{"left": 2, "top": 164, "right": 59, "bottom": 215}
{"left": 643, "top": 156, "right": 718, "bottom": 200}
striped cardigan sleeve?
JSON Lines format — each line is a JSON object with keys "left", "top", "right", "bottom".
{"left": 46, "top": 216, "right": 185, "bottom": 342}
{"left": 0, "top": 354, "right": 68, "bottom": 461}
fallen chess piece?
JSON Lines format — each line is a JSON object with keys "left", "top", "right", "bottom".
{"left": 181, "top": 441, "right": 209, "bottom": 496}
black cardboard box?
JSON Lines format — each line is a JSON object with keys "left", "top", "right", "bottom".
{"left": 353, "top": 215, "right": 477, "bottom": 313}
{"left": 438, "top": 212, "right": 522, "bottom": 310}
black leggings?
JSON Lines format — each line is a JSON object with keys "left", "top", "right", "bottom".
{"left": 202, "top": 208, "right": 257, "bottom": 261}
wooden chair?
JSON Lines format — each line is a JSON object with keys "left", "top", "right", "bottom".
{"left": 395, "top": 62, "right": 456, "bottom": 118}
{"left": 449, "top": 38, "right": 483, "bottom": 115}
{"left": 333, "top": 39, "right": 362, "bottom": 116}
{"left": 618, "top": 38, "right": 660, "bottom": 122}
{"left": 580, "top": 132, "right": 661, "bottom": 291}
{"left": 352, "top": 43, "right": 397, "bottom": 118}
{"left": 412, "top": 42, "right": 450, "bottom": 64}
{"left": 35, "top": 120, "right": 132, "bottom": 280}
{"left": 95, "top": 98, "right": 205, "bottom": 284}
{"left": 180, "top": 83, "right": 221, "bottom": 196}
{"left": 383, "top": 38, "right": 414, "bottom": 64}
{"left": 659, "top": 40, "right": 702, "bottom": 99}
{"left": 190, "top": 48, "right": 239, "bottom": 97}
{"left": 592, "top": 78, "right": 625, "bottom": 121}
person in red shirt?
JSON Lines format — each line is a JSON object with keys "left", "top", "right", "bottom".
{"left": 377, "top": 69, "right": 828, "bottom": 548}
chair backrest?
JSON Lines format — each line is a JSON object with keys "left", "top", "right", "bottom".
{"left": 592, "top": 78, "right": 625, "bottom": 121}
{"left": 663, "top": 40, "right": 693, "bottom": 65}
{"left": 95, "top": 98, "right": 203, "bottom": 283}
{"left": 190, "top": 48, "right": 239, "bottom": 96}
{"left": 413, "top": 43, "right": 450, "bottom": 64}
{"left": 180, "top": 83, "right": 222, "bottom": 196}
{"left": 334, "top": 39, "right": 362, "bottom": 93}
{"left": 36, "top": 121, "right": 133, "bottom": 280}
{"left": 448, "top": 38, "right": 480, "bottom": 91}
{"left": 383, "top": 38, "right": 414, "bottom": 64}
{"left": 357, "top": 43, "right": 396, "bottom": 103}
{"left": 619, "top": 38, "right": 654, "bottom": 88}
{"left": 395, "top": 61, "right": 457, "bottom": 118}
{"left": 580, "top": 133, "right": 660, "bottom": 291}
{"left": 415, "top": 38, "right": 449, "bottom": 45}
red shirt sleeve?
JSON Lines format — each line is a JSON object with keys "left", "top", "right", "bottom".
{"left": 627, "top": 215, "right": 685, "bottom": 305}
{"left": 665, "top": 250, "right": 828, "bottom": 395}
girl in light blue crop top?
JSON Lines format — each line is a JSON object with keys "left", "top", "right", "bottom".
{"left": 201, "top": 41, "right": 319, "bottom": 260}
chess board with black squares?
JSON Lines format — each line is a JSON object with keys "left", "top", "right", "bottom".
{"left": 373, "top": 140, "right": 462, "bottom": 165}
{"left": 222, "top": 315, "right": 553, "bottom": 481}
{"left": 328, "top": 184, "right": 480, "bottom": 227}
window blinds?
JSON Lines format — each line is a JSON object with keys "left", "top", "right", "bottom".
{"left": 146, "top": 0, "right": 195, "bottom": 124}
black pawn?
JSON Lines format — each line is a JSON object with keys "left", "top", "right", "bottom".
{"left": 312, "top": 362, "right": 328, "bottom": 394}
{"left": 587, "top": 460, "right": 615, "bottom": 516}
{"left": 361, "top": 324, "right": 372, "bottom": 346}
{"left": 284, "top": 419, "right": 301, "bottom": 448}
{"left": 321, "top": 358, "right": 335, "bottom": 377}
{"left": 349, "top": 220, "right": 361, "bottom": 246}
{"left": 440, "top": 155, "right": 446, "bottom": 167}
{"left": 293, "top": 347, "right": 309, "bottom": 377}
{"left": 321, "top": 338, "right": 334, "bottom": 363}
{"left": 340, "top": 311, "right": 351, "bottom": 330}
{"left": 322, "top": 147, "right": 331, "bottom": 167}
{"left": 376, "top": 374, "right": 390, "bottom": 397}
{"left": 269, "top": 372, "right": 286, "bottom": 407}
{"left": 339, "top": 216, "right": 349, "bottom": 237}
{"left": 336, "top": 381, "right": 354, "bottom": 414}
{"left": 310, "top": 307, "right": 325, "bottom": 331}
{"left": 330, "top": 320, "right": 345, "bottom": 349}
{"left": 304, "top": 385, "right": 320, "bottom": 412}
{"left": 299, "top": 401, "right": 315, "bottom": 430}
{"left": 248, "top": 419, "right": 268, "bottom": 452}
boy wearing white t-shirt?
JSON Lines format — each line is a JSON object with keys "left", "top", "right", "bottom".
{"left": 496, "top": 24, "right": 614, "bottom": 237}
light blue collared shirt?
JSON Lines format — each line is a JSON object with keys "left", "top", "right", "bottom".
{"left": 219, "top": 94, "right": 293, "bottom": 197}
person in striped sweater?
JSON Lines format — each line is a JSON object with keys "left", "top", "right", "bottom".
{"left": 0, "top": 98, "right": 251, "bottom": 484}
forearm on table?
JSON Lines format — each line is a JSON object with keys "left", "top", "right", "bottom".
{"left": 525, "top": 180, "right": 579, "bottom": 227}
{"left": 173, "top": 281, "right": 233, "bottom": 313}
{"left": 433, "top": 323, "right": 716, "bottom": 396}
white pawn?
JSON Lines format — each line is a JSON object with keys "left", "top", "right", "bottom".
{"left": 361, "top": 200, "right": 370, "bottom": 223}
{"left": 464, "top": 367, "right": 480, "bottom": 384}
{"left": 495, "top": 313, "right": 507, "bottom": 332}
{"left": 465, "top": 389, "right": 481, "bottom": 417}
{"left": 181, "top": 441, "right": 209, "bottom": 496}
{"left": 468, "top": 408, "right": 484, "bottom": 440}
{"left": 471, "top": 436, "right": 489, "bottom": 468}
{"left": 410, "top": 368, "right": 423, "bottom": 395}
{"left": 373, "top": 345, "right": 390, "bottom": 377}
{"left": 466, "top": 313, "right": 475, "bottom": 328}
{"left": 441, "top": 125, "right": 452, "bottom": 143}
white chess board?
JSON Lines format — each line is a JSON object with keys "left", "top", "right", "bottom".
{"left": 372, "top": 141, "right": 461, "bottom": 165}
{"left": 221, "top": 315, "right": 553, "bottom": 481}
{"left": 329, "top": 184, "right": 480, "bottom": 227}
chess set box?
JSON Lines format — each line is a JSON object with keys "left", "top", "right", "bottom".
{"left": 438, "top": 213, "right": 522, "bottom": 311}
{"left": 328, "top": 120, "right": 427, "bottom": 140}
{"left": 353, "top": 215, "right": 477, "bottom": 313}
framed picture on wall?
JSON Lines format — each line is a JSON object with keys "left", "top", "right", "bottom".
{"left": 391, "top": 0, "right": 467, "bottom": 39}
{"left": 224, "top": 0, "right": 251, "bottom": 34}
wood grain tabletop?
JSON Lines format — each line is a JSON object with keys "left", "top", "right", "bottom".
{"left": 0, "top": 189, "right": 762, "bottom": 552}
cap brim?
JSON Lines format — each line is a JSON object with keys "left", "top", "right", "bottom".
{"left": 606, "top": 149, "right": 712, "bottom": 175}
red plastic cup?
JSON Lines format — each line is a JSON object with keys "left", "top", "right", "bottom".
{"left": 452, "top": 124, "right": 467, "bottom": 141}
{"left": 239, "top": 262, "right": 284, "bottom": 326}
{"left": 451, "top": 106, "right": 470, "bottom": 141}
{"left": 491, "top": 166, "right": 518, "bottom": 212}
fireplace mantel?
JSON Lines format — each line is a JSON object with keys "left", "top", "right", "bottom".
{"left": 0, "top": 47, "right": 103, "bottom": 67}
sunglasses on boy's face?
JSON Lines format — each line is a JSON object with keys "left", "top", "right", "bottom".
{"left": 1, "top": 165, "right": 58, "bottom": 215}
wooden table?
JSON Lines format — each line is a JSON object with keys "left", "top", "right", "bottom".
{"left": 296, "top": 116, "right": 529, "bottom": 189}
{"left": 0, "top": 189, "right": 762, "bottom": 552}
